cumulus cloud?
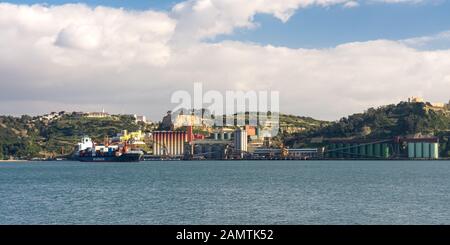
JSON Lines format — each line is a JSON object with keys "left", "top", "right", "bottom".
{"left": 170, "top": 0, "right": 358, "bottom": 42}
{"left": 0, "top": 3, "right": 176, "bottom": 67}
{"left": 343, "top": 1, "right": 360, "bottom": 8}
{"left": 402, "top": 31, "right": 450, "bottom": 50}
{"left": 55, "top": 24, "right": 103, "bottom": 50}
{"left": 0, "top": 1, "right": 449, "bottom": 121}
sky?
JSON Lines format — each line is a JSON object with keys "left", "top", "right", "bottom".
{"left": 1, "top": 0, "right": 450, "bottom": 121}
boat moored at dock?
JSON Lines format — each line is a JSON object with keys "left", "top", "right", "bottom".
{"left": 73, "top": 136, "right": 143, "bottom": 162}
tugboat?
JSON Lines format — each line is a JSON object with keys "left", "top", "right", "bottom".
{"left": 73, "top": 136, "right": 143, "bottom": 162}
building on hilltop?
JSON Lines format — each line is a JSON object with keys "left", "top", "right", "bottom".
{"left": 173, "top": 114, "right": 204, "bottom": 128}
{"left": 134, "top": 114, "right": 148, "bottom": 124}
{"left": 86, "top": 109, "right": 110, "bottom": 118}
{"left": 160, "top": 111, "right": 174, "bottom": 130}
{"left": 408, "top": 96, "right": 424, "bottom": 103}
{"left": 408, "top": 97, "right": 449, "bottom": 112}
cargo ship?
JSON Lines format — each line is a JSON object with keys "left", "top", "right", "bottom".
{"left": 73, "top": 136, "right": 143, "bottom": 162}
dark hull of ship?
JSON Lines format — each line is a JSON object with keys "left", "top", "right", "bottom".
{"left": 76, "top": 153, "right": 142, "bottom": 162}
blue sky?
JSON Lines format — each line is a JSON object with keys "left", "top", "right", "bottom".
{"left": 5, "top": 0, "right": 450, "bottom": 49}
{"left": 224, "top": 2, "right": 450, "bottom": 49}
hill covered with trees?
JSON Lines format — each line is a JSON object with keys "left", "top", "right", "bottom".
{"left": 285, "top": 101, "right": 450, "bottom": 157}
{"left": 1, "top": 101, "right": 450, "bottom": 159}
{"left": 315, "top": 102, "right": 450, "bottom": 138}
{"left": 316, "top": 102, "right": 450, "bottom": 139}
{"left": 0, "top": 113, "right": 154, "bottom": 160}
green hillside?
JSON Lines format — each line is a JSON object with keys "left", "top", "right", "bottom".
{"left": 279, "top": 114, "right": 330, "bottom": 132}
{"left": 316, "top": 102, "right": 450, "bottom": 138}
{"left": 2, "top": 102, "right": 450, "bottom": 159}
{"left": 0, "top": 113, "right": 153, "bottom": 159}
{"left": 285, "top": 102, "right": 450, "bottom": 157}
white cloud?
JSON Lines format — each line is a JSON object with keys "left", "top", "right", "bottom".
{"left": 0, "top": 2, "right": 449, "bottom": 121}
{"left": 372, "top": 0, "right": 424, "bottom": 3}
{"left": 0, "top": 3, "right": 176, "bottom": 67}
{"left": 402, "top": 31, "right": 450, "bottom": 50}
{"left": 169, "top": 0, "right": 428, "bottom": 42}
{"left": 165, "top": 40, "right": 450, "bottom": 120}
{"left": 343, "top": 1, "right": 360, "bottom": 8}
{"left": 170, "top": 0, "right": 358, "bottom": 41}
{"left": 55, "top": 24, "right": 103, "bottom": 50}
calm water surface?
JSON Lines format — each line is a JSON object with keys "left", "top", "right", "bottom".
{"left": 1, "top": 160, "right": 449, "bottom": 224}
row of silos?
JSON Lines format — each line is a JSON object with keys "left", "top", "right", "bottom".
{"left": 326, "top": 143, "right": 390, "bottom": 159}
{"left": 407, "top": 142, "right": 439, "bottom": 159}
{"left": 213, "top": 132, "right": 233, "bottom": 140}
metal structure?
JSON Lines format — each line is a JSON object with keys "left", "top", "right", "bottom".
{"left": 324, "top": 139, "right": 393, "bottom": 159}
{"left": 324, "top": 137, "right": 440, "bottom": 160}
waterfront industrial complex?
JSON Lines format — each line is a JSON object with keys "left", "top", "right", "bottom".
{"left": 72, "top": 125, "right": 442, "bottom": 162}
{"left": 69, "top": 96, "right": 449, "bottom": 162}
{"left": 1, "top": 96, "right": 449, "bottom": 162}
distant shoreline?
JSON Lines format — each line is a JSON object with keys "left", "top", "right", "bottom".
{"left": 1, "top": 159, "right": 450, "bottom": 163}
{"left": 0, "top": 160, "right": 28, "bottom": 162}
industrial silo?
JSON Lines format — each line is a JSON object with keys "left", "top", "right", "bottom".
{"left": 367, "top": 144, "right": 374, "bottom": 158}
{"left": 331, "top": 144, "right": 337, "bottom": 158}
{"left": 344, "top": 143, "right": 351, "bottom": 158}
{"left": 415, "top": 142, "right": 423, "bottom": 158}
{"left": 359, "top": 144, "right": 366, "bottom": 158}
{"left": 350, "top": 144, "right": 358, "bottom": 158}
{"left": 408, "top": 142, "right": 415, "bottom": 158}
{"left": 325, "top": 144, "right": 330, "bottom": 158}
{"left": 382, "top": 144, "right": 389, "bottom": 159}
{"left": 430, "top": 143, "right": 439, "bottom": 159}
{"left": 337, "top": 143, "right": 344, "bottom": 158}
{"left": 327, "top": 144, "right": 333, "bottom": 158}
{"left": 374, "top": 144, "right": 381, "bottom": 158}
{"left": 422, "top": 142, "right": 430, "bottom": 159}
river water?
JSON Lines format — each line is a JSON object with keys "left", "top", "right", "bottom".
{"left": 1, "top": 160, "right": 449, "bottom": 224}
